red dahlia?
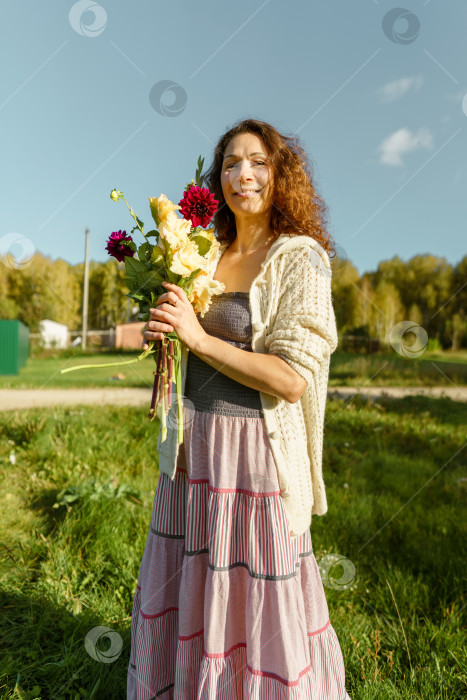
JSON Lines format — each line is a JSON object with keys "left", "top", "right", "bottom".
{"left": 105, "top": 230, "right": 135, "bottom": 262}
{"left": 178, "top": 186, "right": 218, "bottom": 229}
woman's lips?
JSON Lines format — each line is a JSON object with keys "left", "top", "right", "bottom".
{"left": 235, "top": 188, "right": 262, "bottom": 198}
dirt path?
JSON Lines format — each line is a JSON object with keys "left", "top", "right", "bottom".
{"left": 0, "top": 388, "right": 152, "bottom": 412}
{"left": 327, "top": 386, "right": 467, "bottom": 402}
{"left": 0, "top": 385, "right": 465, "bottom": 412}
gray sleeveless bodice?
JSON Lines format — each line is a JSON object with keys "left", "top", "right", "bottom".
{"left": 184, "top": 292, "right": 263, "bottom": 416}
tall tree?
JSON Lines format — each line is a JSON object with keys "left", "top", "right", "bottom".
{"left": 5, "top": 254, "right": 81, "bottom": 331}
{"left": 331, "top": 259, "right": 360, "bottom": 334}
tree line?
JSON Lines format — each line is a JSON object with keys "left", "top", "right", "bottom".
{"left": 1, "top": 251, "right": 466, "bottom": 350}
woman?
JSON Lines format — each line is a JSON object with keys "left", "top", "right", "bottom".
{"left": 127, "top": 118, "right": 351, "bottom": 698}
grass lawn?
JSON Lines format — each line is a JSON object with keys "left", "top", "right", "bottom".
{"left": 0, "top": 348, "right": 467, "bottom": 389}
{"left": 0, "top": 349, "right": 155, "bottom": 390}
{"left": 330, "top": 350, "right": 467, "bottom": 387}
{"left": 0, "top": 395, "right": 465, "bottom": 698}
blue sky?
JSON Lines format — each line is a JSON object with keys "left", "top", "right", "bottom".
{"left": 1, "top": 0, "right": 466, "bottom": 277}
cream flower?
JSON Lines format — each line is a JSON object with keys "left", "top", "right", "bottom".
{"left": 205, "top": 233, "right": 220, "bottom": 264}
{"left": 148, "top": 194, "right": 181, "bottom": 227}
{"left": 158, "top": 210, "right": 192, "bottom": 250}
{"left": 169, "top": 239, "right": 210, "bottom": 277}
{"left": 189, "top": 272, "right": 226, "bottom": 317}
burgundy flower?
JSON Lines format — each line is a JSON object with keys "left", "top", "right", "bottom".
{"left": 178, "top": 186, "right": 218, "bottom": 229}
{"left": 105, "top": 230, "right": 135, "bottom": 262}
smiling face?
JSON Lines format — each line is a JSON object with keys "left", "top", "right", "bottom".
{"left": 220, "top": 132, "right": 273, "bottom": 219}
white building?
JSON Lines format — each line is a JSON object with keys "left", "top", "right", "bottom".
{"left": 39, "top": 319, "right": 68, "bottom": 349}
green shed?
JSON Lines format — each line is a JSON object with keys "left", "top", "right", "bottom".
{"left": 0, "top": 320, "right": 30, "bottom": 375}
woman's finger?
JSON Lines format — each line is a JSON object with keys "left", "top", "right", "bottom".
{"left": 143, "top": 326, "right": 172, "bottom": 341}
{"left": 160, "top": 282, "right": 184, "bottom": 305}
{"left": 148, "top": 320, "right": 173, "bottom": 332}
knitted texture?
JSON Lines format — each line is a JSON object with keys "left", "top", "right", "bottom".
{"left": 157, "top": 234, "right": 339, "bottom": 538}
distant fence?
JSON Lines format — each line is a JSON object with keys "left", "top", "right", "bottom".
{"left": 28, "top": 331, "right": 383, "bottom": 353}
{"left": 69, "top": 330, "right": 116, "bottom": 347}
{"left": 339, "top": 335, "right": 382, "bottom": 353}
{"left": 29, "top": 329, "right": 115, "bottom": 348}
{"left": 30, "top": 325, "right": 148, "bottom": 350}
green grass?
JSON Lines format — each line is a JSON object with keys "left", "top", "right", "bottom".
{"left": 0, "top": 395, "right": 466, "bottom": 698}
{"left": 1, "top": 348, "right": 467, "bottom": 389}
{"left": 0, "top": 349, "right": 155, "bottom": 389}
{"left": 330, "top": 350, "right": 467, "bottom": 387}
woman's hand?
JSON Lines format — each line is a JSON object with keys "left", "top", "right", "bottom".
{"left": 142, "top": 281, "right": 207, "bottom": 352}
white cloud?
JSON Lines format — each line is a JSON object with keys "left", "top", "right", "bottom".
{"left": 378, "top": 127, "right": 433, "bottom": 167}
{"left": 379, "top": 76, "right": 423, "bottom": 102}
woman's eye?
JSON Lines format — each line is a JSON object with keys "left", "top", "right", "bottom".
{"left": 225, "top": 161, "right": 265, "bottom": 169}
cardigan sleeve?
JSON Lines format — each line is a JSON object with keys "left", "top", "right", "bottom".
{"left": 264, "top": 244, "right": 338, "bottom": 388}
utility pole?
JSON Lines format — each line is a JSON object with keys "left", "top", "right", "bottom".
{"left": 82, "top": 228, "right": 90, "bottom": 350}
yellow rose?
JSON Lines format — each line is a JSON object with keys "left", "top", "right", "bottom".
{"left": 148, "top": 194, "right": 181, "bottom": 227}
{"left": 169, "top": 239, "right": 210, "bottom": 277}
{"left": 158, "top": 210, "right": 192, "bottom": 251}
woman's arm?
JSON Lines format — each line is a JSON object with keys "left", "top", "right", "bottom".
{"left": 263, "top": 245, "right": 338, "bottom": 395}
{"left": 191, "top": 334, "right": 306, "bottom": 403}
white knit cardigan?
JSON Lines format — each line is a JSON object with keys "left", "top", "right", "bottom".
{"left": 157, "top": 233, "right": 339, "bottom": 538}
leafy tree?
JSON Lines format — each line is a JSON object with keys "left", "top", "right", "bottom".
{"left": 444, "top": 255, "right": 467, "bottom": 351}
{"left": 4, "top": 254, "right": 81, "bottom": 332}
{"left": 372, "top": 279, "right": 405, "bottom": 345}
{"left": 0, "top": 259, "right": 20, "bottom": 319}
{"left": 331, "top": 259, "right": 360, "bottom": 334}
{"left": 1, "top": 249, "right": 465, "bottom": 350}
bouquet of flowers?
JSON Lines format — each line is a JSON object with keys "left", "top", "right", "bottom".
{"left": 61, "top": 156, "right": 226, "bottom": 446}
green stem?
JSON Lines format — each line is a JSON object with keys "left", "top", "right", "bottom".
{"left": 161, "top": 379, "right": 167, "bottom": 442}
{"left": 60, "top": 343, "right": 156, "bottom": 374}
{"left": 122, "top": 196, "right": 146, "bottom": 238}
{"left": 177, "top": 343, "right": 183, "bottom": 445}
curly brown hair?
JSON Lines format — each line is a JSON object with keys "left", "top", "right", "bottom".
{"left": 204, "top": 118, "right": 336, "bottom": 261}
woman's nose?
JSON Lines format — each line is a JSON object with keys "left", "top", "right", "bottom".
{"left": 237, "top": 162, "right": 254, "bottom": 182}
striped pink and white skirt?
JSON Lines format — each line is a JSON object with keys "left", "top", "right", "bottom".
{"left": 127, "top": 292, "right": 351, "bottom": 698}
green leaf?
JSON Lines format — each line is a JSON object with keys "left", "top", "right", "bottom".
{"left": 124, "top": 256, "right": 148, "bottom": 289}
{"left": 195, "top": 154, "right": 205, "bottom": 187}
{"left": 138, "top": 242, "right": 150, "bottom": 261}
{"left": 136, "top": 269, "right": 164, "bottom": 294}
{"left": 138, "top": 301, "right": 150, "bottom": 321}
{"left": 150, "top": 245, "right": 165, "bottom": 268}
{"left": 190, "top": 231, "right": 212, "bottom": 256}
{"left": 146, "top": 229, "right": 159, "bottom": 238}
